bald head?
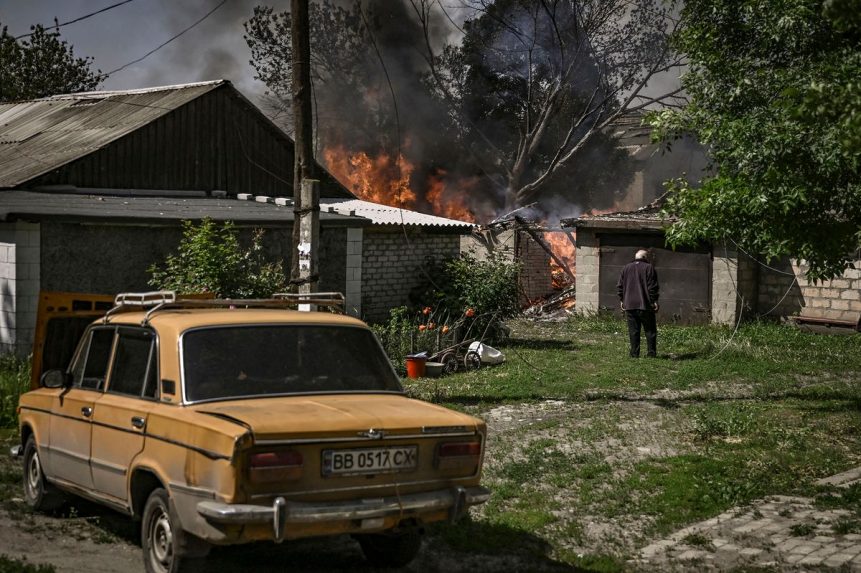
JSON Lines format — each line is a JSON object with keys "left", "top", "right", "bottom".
{"left": 635, "top": 250, "right": 649, "bottom": 260}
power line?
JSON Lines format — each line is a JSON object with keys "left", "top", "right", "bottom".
{"left": 14, "top": 0, "right": 138, "bottom": 40}
{"left": 104, "top": 0, "right": 229, "bottom": 78}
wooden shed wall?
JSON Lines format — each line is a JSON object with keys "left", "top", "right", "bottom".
{"left": 26, "top": 87, "right": 349, "bottom": 198}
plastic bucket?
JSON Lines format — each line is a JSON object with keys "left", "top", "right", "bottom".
{"left": 405, "top": 356, "right": 427, "bottom": 378}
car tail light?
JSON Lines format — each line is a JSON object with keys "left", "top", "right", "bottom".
{"left": 438, "top": 442, "right": 481, "bottom": 457}
{"left": 249, "top": 450, "right": 303, "bottom": 484}
{"left": 436, "top": 440, "right": 481, "bottom": 471}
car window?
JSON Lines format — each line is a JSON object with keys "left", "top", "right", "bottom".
{"left": 73, "top": 328, "right": 115, "bottom": 390}
{"left": 183, "top": 325, "right": 403, "bottom": 402}
{"left": 108, "top": 329, "right": 156, "bottom": 398}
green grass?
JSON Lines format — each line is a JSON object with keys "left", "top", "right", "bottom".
{"left": 0, "top": 355, "right": 29, "bottom": 429}
{"left": 0, "top": 555, "right": 55, "bottom": 573}
{"left": 404, "top": 316, "right": 861, "bottom": 406}
{"left": 405, "top": 316, "right": 861, "bottom": 567}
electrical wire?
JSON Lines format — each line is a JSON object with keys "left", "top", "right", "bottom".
{"left": 104, "top": 0, "right": 229, "bottom": 78}
{"left": 707, "top": 242, "right": 745, "bottom": 361}
{"left": 14, "top": 0, "right": 137, "bottom": 40}
{"left": 729, "top": 238, "right": 797, "bottom": 276}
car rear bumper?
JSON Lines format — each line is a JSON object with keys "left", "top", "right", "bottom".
{"left": 196, "top": 485, "right": 491, "bottom": 541}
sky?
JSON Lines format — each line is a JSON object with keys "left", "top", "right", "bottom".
{"left": 0, "top": 0, "right": 285, "bottom": 100}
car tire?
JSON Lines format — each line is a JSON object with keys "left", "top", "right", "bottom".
{"left": 356, "top": 529, "right": 422, "bottom": 568}
{"left": 22, "top": 435, "right": 64, "bottom": 512}
{"left": 142, "top": 488, "right": 205, "bottom": 573}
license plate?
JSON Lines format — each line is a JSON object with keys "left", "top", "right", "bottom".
{"left": 322, "top": 446, "right": 418, "bottom": 476}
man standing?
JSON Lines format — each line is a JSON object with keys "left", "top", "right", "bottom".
{"left": 617, "top": 249, "right": 660, "bottom": 358}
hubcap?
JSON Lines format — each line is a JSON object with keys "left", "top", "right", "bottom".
{"left": 148, "top": 506, "right": 173, "bottom": 572}
{"left": 26, "top": 449, "right": 41, "bottom": 498}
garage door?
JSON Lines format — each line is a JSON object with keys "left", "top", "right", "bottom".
{"left": 598, "top": 233, "right": 712, "bottom": 325}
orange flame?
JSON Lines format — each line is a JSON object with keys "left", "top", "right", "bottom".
{"left": 426, "top": 170, "right": 476, "bottom": 223}
{"left": 544, "top": 231, "right": 576, "bottom": 289}
{"left": 324, "top": 145, "right": 416, "bottom": 208}
{"left": 324, "top": 146, "right": 477, "bottom": 222}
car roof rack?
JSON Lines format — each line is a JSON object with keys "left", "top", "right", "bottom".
{"left": 103, "top": 291, "right": 346, "bottom": 325}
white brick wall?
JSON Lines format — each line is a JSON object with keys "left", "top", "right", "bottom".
{"left": 362, "top": 229, "right": 461, "bottom": 322}
{"left": 0, "top": 222, "right": 41, "bottom": 355}
{"left": 759, "top": 257, "right": 861, "bottom": 322}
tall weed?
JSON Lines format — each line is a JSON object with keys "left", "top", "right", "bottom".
{"left": 0, "top": 354, "right": 29, "bottom": 429}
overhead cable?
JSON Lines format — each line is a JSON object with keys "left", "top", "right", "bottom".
{"left": 14, "top": 0, "right": 137, "bottom": 40}
{"left": 105, "top": 0, "right": 229, "bottom": 78}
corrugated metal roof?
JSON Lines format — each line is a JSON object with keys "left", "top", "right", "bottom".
{"left": 319, "top": 198, "right": 475, "bottom": 229}
{"left": 0, "top": 81, "right": 226, "bottom": 188}
{"left": 0, "top": 189, "right": 367, "bottom": 226}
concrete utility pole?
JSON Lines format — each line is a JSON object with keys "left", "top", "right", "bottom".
{"left": 290, "top": 0, "right": 319, "bottom": 299}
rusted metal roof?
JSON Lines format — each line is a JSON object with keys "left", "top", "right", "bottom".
{"left": 0, "top": 81, "right": 226, "bottom": 189}
{"left": 319, "top": 198, "right": 476, "bottom": 229}
{"left": 561, "top": 194, "right": 675, "bottom": 230}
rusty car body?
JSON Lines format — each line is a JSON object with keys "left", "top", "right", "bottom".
{"left": 13, "top": 291, "right": 489, "bottom": 572}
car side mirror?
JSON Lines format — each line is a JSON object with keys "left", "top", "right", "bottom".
{"left": 41, "top": 369, "right": 71, "bottom": 389}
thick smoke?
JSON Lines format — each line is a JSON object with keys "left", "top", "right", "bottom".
{"left": 153, "top": 0, "right": 699, "bottom": 225}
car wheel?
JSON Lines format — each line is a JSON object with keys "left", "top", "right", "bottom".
{"left": 142, "top": 488, "right": 202, "bottom": 573}
{"left": 22, "top": 435, "right": 63, "bottom": 512}
{"left": 356, "top": 529, "right": 422, "bottom": 568}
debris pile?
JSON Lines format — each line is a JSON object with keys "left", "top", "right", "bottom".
{"left": 524, "top": 286, "right": 576, "bottom": 318}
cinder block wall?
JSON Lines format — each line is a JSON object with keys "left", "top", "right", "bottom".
{"left": 574, "top": 229, "right": 599, "bottom": 314}
{"left": 758, "top": 257, "right": 861, "bottom": 322}
{"left": 0, "top": 222, "right": 41, "bottom": 356}
{"left": 711, "top": 242, "right": 759, "bottom": 325}
{"left": 361, "top": 228, "right": 461, "bottom": 323}
{"left": 460, "top": 229, "right": 515, "bottom": 262}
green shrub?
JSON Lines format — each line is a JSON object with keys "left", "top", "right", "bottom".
{"left": 424, "top": 253, "right": 520, "bottom": 343}
{"left": 0, "top": 355, "right": 30, "bottom": 429}
{"left": 149, "top": 218, "right": 286, "bottom": 298}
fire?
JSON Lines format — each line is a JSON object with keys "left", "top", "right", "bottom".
{"left": 323, "top": 146, "right": 477, "bottom": 222}
{"left": 543, "top": 231, "right": 576, "bottom": 289}
{"left": 426, "top": 170, "right": 476, "bottom": 223}
{"left": 323, "top": 145, "right": 417, "bottom": 208}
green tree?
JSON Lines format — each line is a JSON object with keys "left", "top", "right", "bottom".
{"left": 0, "top": 22, "right": 102, "bottom": 101}
{"left": 149, "top": 219, "right": 287, "bottom": 298}
{"left": 649, "top": 0, "right": 861, "bottom": 280}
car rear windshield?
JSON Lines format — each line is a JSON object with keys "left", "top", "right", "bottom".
{"left": 182, "top": 325, "right": 402, "bottom": 402}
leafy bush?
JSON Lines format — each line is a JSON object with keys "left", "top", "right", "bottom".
{"left": 431, "top": 253, "right": 520, "bottom": 343}
{"left": 149, "top": 218, "right": 286, "bottom": 298}
{"left": 0, "top": 354, "right": 30, "bottom": 429}
{"left": 373, "top": 254, "right": 520, "bottom": 371}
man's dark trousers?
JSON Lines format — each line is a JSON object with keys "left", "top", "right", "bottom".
{"left": 625, "top": 309, "right": 656, "bottom": 358}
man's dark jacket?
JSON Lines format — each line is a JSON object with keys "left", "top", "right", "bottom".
{"left": 617, "top": 259, "right": 659, "bottom": 310}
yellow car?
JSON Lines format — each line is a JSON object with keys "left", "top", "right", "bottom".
{"left": 13, "top": 292, "right": 489, "bottom": 573}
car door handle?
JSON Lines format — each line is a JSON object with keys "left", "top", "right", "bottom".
{"left": 81, "top": 407, "right": 93, "bottom": 417}
{"left": 131, "top": 416, "right": 146, "bottom": 430}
